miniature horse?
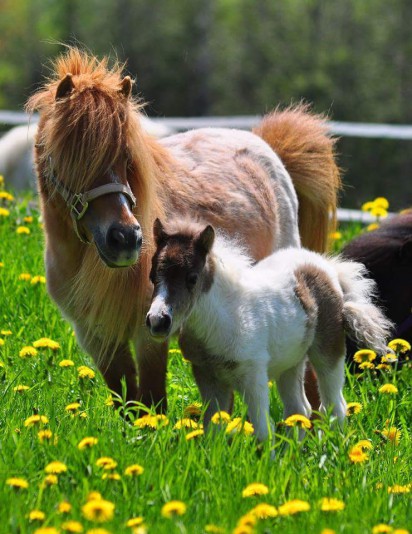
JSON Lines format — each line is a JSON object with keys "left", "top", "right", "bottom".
{"left": 146, "top": 219, "right": 392, "bottom": 440}
{"left": 342, "top": 212, "right": 412, "bottom": 362}
{"left": 26, "top": 48, "right": 340, "bottom": 410}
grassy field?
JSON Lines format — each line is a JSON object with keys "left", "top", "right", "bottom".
{"left": 0, "top": 185, "right": 410, "bottom": 534}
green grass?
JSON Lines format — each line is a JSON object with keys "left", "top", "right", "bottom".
{"left": 0, "top": 189, "right": 410, "bottom": 534}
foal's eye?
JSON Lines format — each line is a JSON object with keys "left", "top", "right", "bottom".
{"left": 186, "top": 272, "right": 198, "bottom": 289}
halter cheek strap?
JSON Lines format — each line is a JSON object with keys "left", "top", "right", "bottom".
{"left": 47, "top": 159, "right": 137, "bottom": 244}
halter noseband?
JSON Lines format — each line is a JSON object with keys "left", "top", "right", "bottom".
{"left": 48, "top": 158, "right": 136, "bottom": 244}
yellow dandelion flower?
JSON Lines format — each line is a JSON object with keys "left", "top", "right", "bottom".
{"left": 18, "top": 273, "right": 32, "bottom": 281}
{"left": 0, "top": 339, "right": 4, "bottom": 347}
{"left": 38, "top": 429, "right": 53, "bottom": 442}
{"left": 370, "top": 206, "right": 388, "bottom": 218}
{"left": 355, "top": 440, "right": 373, "bottom": 451}
{"left": 226, "top": 417, "right": 254, "bottom": 435}
{"left": 105, "top": 395, "right": 114, "bottom": 407}
{"left": 23, "top": 216, "right": 33, "bottom": 223}
{"left": 33, "top": 337, "right": 60, "bottom": 350}
{"left": 359, "top": 361, "right": 375, "bottom": 370}
{"left": 237, "top": 514, "right": 257, "bottom": 528}
{"left": 161, "top": 500, "right": 187, "bottom": 518}
{"left": 367, "top": 223, "right": 380, "bottom": 232}
{"left": 13, "top": 385, "right": 30, "bottom": 392}
{"left": 242, "top": 483, "right": 269, "bottom": 498}
{"left": 372, "top": 525, "right": 393, "bottom": 534}
{"left": 19, "top": 346, "right": 38, "bottom": 358}
{"left": 59, "top": 359, "right": 75, "bottom": 367}
{"left": 321, "top": 530, "right": 336, "bottom": 534}
{"left": 124, "top": 464, "right": 144, "bottom": 476}
{"left": 232, "top": 526, "right": 253, "bottom": 534}
{"left": 96, "top": 457, "right": 116, "bottom": 468}
{"left": 16, "top": 226, "right": 30, "bottom": 234}
{"left": 284, "top": 414, "right": 312, "bottom": 429}
{"left": 82, "top": 499, "right": 115, "bottom": 522}
{"left": 126, "top": 517, "right": 144, "bottom": 528}
{"left": 374, "top": 197, "right": 389, "bottom": 210}
{"left": 34, "top": 528, "right": 60, "bottom": 534}
{"left": 204, "top": 525, "right": 225, "bottom": 533}
{"left": 376, "top": 364, "right": 391, "bottom": 370}
{"left": 211, "top": 411, "right": 231, "bottom": 424}
{"left": 24, "top": 414, "right": 49, "bottom": 427}
{"left": 388, "top": 338, "right": 411, "bottom": 353}
{"left": 45, "top": 461, "right": 67, "bottom": 474}
{"left": 86, "top": 529, "right": 112, "bottom": 534}
{"left": 393, "top": 530, "right": 410, "bottom": 534}
{"left": 173, "top": 418, "right": 199, "bottom": 430}
{"left": 348, "top": 445, "right": 369, "bottom": 463}
{"left": 381, "top": 353, "right": 398, "bottom": 363}
{"left": 0, "top": 262, "right": 4, "bottom": 268}
{"left": 58, "top": 501, "right": 72, "bottom": 514}
{"left": 186, "top": 429, "right": 204, "bottom": 440}
{"left": 65, "top": 402, "right": 81, "bottom": 413}
{"left": 250, "top": 503, "right": 278, "bottom": 518}
{"left": 362, "top": 201, "right": 375, "bottom": 212}
{"left": 330, "top": 231, "right": 342, "bottom": 240}
{"left": 319, "top": 498, "right": 345, "bottom": 512}
{"left": 61, "top": 521, "right": 84, "bottom": 532}
{"left": 353, "top": 349, "right": 376, "bottom": 363}
{"left": 0, "top": 191, "right": 14, "bottom": 201}
{"left": 43, "top": 474, "right": 58, "bottom": 486}
{"left": 278, "top": 499, "right": 310, "bottom": 515}
{"left": 101, "top": 472, "right": 121, "bottom": 481}
{"left": 78, "top": 437, "right": 98, "bottom": 449}
{"left": 77, "top": 366, "right": 96, "bottom": 379}
{"left": 6, "top": 477, "right": 29, "bottom": 489}
{"left": 31, "top": 275, "right": 46, "bottom": 285}
{"left": 379, "top": 384, "right": 398, "bottom": 395}
{"left": 183, "top": 402, "right": 202, "bottom": 417}
{"left": 346, "top": 402, "right": 363, "bottom": 415}
{"left": 29, "top": 510, "right": 46, "bottom": 521}
{"left": 387, "top": 484, "right": 410, "bottom": 494}
{"left": 79, "top": 411, "right": 88, "bottom": 419}
{"left": 134, "top": 414, "right": 169, "bottom": 429}
{"left": 0, "top": 207, "right": 10, "bottom": 217}
{"left": 1, "top": 330, "right": 12, "bottom": 336}
{"left": 381, "top": 427, "right": 401, "bottom": 445}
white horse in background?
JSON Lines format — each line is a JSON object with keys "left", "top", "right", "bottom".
{"left": 0, "top": 118, "right": 173, "bottom": 190}
{"left": 146, "top": 219, "right": 392, "bottom": 442}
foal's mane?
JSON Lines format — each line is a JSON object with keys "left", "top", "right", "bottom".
{"left": 27, "top": 48, "right": 172, "bottom": 355}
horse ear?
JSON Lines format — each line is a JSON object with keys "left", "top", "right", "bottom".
{"left": 197, "top": 225, "right": 215, "bottom": 254}
{"left": 56, "top": 73, "right": 74, "bottom": 100}
{"left": 119, "top": 76, "right": 133, "bottom": 99}
{"left": 153, "top": 218, "right": 168, "bottom": 245}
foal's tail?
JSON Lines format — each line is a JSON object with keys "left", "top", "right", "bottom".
{"left": 333, "top": 258, "right": 394, "bottom": 355}
{"left": 253, "top": 103, "right": 340, "bottom": 253}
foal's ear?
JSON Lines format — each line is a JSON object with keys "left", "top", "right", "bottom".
{"left": 153, "top": 218, "right": 168, "bottom": 245}
{"left": 56, "top": 73, "right": 74, "bottom": 100}
{"left": 197, "top": 225, "right": 215, "bottom": 254}
{"left": 119, "top": 76, "right": 133, "bottom": 99}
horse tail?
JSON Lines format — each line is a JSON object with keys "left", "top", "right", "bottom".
{"left": 253, "top": 103, "right": 340, "bottom": 252}
{"left": 332, "top": 257, "right": 394, "bottom": 354}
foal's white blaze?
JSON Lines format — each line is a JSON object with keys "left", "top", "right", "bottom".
{"left": 147, "top": 282, "right": 173, "bottom": 334}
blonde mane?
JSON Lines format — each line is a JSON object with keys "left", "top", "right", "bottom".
{"left": 27, "top": 48, "right": 171, "bottom": 356}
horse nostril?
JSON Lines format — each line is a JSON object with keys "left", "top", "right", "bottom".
{"left": 161, "top": 313, "right": 172, "bottom": 331}
{"left": 107, "top": 224, "right": 142, "bottom": 251}
{"left": 110, "top": 228, "right": 126, "bottom": 246}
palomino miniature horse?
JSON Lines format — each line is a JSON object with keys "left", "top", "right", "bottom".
{"left": 146, "top": 220, "right": 392, "bottom": 440}
{"left": 26, "top": 48, "right": 340, "bottom": 410}
{"left": 342, "top": 212, "right": 412, "bottom": 363}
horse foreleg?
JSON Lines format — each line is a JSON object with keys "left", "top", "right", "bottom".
{"left": 135, "top": 328, "right": 169, "bottom": 413}
{"left": 74, "top": 326, "right": 138, "bottom": 403}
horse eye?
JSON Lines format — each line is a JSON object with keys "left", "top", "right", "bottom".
{"left": 186, "top": 272, "right": 198, "bottom": 288}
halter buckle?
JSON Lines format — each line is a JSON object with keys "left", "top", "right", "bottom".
{"left": 70, "top": 194, "right": 89, "bottom": 220}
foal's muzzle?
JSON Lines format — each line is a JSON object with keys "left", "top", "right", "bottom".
{"left": 146, "top": 312, "right": 172, "bottom": 339}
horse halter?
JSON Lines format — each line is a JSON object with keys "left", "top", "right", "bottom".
{"left": 47, "top": 158, "right": 136, "bottom": 244}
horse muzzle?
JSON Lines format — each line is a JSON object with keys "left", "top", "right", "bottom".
{"left": 94, "top": 222, "right": 143, "bottom": 268}
{"left": 145, "top": 311, "right": 173, "bottom": 340}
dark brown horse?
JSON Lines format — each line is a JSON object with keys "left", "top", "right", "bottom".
{"left": 342, "top": 213, "right": 412, "bottom": 362}
{"left": 26, "top": 48, "right": 340, "bottom": 410}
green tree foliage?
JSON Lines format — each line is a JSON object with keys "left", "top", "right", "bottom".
{"left": 0, "top": 0, "right": 411, "bottom": 207}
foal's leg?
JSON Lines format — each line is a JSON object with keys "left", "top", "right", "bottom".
{"left": 308, "top": 346, "right": 347, "bottom": 424}
{"left": 74, "top": 325, "right": 138, "bottom": 403}
{"left": 135, "top": 326, "right": 168, "bottom": 413}
{"left": 191, "top": 364, "right": 233, "bottom": 429}
{"left": 276, "top": 361, "right": 312, "bottom": 439}
{"left": 239, "top": 363, "right": 272, "bottom": 442}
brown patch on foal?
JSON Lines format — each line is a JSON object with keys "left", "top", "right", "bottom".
{"left": 294, "top": 264, "right": 345, "bottom": 363}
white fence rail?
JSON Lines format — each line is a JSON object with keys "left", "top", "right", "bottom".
{"left": 2, "top": 110, "right": 412, "bottom": 140}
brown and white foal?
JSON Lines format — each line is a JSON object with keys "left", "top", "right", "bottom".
{"left": 146, "top": 219, "right": 392, "bottom": 441}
